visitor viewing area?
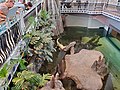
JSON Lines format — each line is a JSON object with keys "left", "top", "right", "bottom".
{"left": 60, "top": 0, "right": 120, "bottom": 22}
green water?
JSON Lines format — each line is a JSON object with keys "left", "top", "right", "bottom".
{"left": 108, "top": 36, "right": 120, "bottom": 50}
{"left": 61, "top": 26, "right": 120, "bottom": 90}
{"left": 61, "top": 26, "right": 103, "bottom": 45}
{"left": 96, "top": 37, "right": 120, "bottom": 90}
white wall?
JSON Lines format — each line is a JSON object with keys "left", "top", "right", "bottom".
{"left": 88, "top": 18, "right": 105, "bottom": 28}
{"left": 66, "top": 14, "right": 105, "bottom": 28}
{"left": 66, "top": 14, "right": 89, "bottom": 27}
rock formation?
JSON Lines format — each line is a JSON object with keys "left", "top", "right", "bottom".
{"left": 40, "top": 75, "right": 65, "bottom": 90}
{"left": 59, "top": 49, "right": 108, "bottom": 90}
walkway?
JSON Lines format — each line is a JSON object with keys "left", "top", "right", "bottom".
{"left": 60, "top": 1, "right": 120, "bottom": 22}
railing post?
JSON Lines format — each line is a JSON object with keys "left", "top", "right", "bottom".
{"left": 103, "top": 3, "right": 106, "bottom": 11}
{"left": 35, "top": 4, "right": 38, "bottom": 22}
{"left": 19, "top": 11, "right": 25, "bottom": 35}
{"left": 87, "top": 3, "right": 90, "bottom": 12}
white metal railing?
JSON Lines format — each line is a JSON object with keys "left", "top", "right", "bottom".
{"left": 102, "top": 11, "right": 120, "bottom": 22}
{"left": 60, "top": 1, "right": 104, "bottom": 14}
{"left": 60, "top": 8, "right": 102, "bottom": 14}
{"left": 60, "top": 1, "right": 120, "bottom": 22}
{"left": 0, "top": 0, "right": 43, "bottom": 33}
{"left": 0, "top": 0, "right": 43, "bottom": 89}
{"left": 60, "top": 2, "right": 104, "bottom": 11}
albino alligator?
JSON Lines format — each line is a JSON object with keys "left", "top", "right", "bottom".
{"left": 56, "top": 38, "right": 76, "bottom": 51}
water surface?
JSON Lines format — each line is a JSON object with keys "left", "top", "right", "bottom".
{"left": 61, "top": 26, "right": 120, "bottom": 90}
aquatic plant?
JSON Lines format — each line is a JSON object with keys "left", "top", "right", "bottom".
{"left": 83, "top": 35, "right": 102, "bottom": 50}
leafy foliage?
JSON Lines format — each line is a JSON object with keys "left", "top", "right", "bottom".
{"left": 40, "top": 9, "right": 50, "bottom": 21}
{"left": 11, "top": 58, "right": 27, "bottom": 71}
{"left": 12, "top": 70, "right": 51, "bottom": 90}
{"left": 0, "top": 63, "right": 15, "bottom": 87}
{"left": 28, "top": 16, "right": 37, "bottom": 29}
{"left": 19, "top": 59, "right": 27, "bottom": 71}
{"left": 1, "top": 9, "right": 56, "bottom": 89}
{"left": 37, "top": 9, "right": 51, "bottom": 28}
{"left": 24, "top": 9, "right": 56, "bottom": 62}
{"left": 0, "top": 64, "right": 8, "bottom": 78}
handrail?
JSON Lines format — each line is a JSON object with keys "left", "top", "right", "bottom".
{"left": 0, "top": 0, "right": 44, "bottom": 89}
{"left": 0, "top": 0, "right": 43, "bottom": 72}
{"left": 0, "top": 0, "right": 42, "bottom": 34}
{"left": 60, "top": 2, "right": 120, "bottom": 22}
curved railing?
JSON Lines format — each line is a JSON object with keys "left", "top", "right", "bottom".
{"left": 60, "top": 1, "right": 120, "bottom": 22}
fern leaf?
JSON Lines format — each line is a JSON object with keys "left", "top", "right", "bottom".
{"left": 12, "top": 77, "right": 24, "bottom": 85}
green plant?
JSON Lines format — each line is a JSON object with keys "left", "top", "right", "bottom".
{"left": 0, "top": 56, "right": 28, "bottom": 87}
{"left": 11, "top": 58, "right": 27, "bottom": 71}
{"left": 24, "top": 9, "right": 56, "bottom": 63}
{"left": 20, "top": 9, "right": 57, "bottom": 73}
{"left": 36, "top": 9, "right": 55, "bottom": 31}
{"left": 29, "top": 30, "right": 55, "bottom": 61}
{"left": 28, "top": 16, "right": 37, "bottom": 29}
{"left": 40, "top": 9, "right": 50, "bottom": 21}
{"left": 19, "top": 59, "right": 27, "bottom": 71}
{"left": 38, "top": 9, "right": 51, "bottom": 28}
{"left": 0, "top": 64, "right": 10, "bottom": 88}
{"left": 0, "top": 64, "right": 8, "bottom": 78}
{"left": 12, "top": 70, "right": 51, "bottom": 90}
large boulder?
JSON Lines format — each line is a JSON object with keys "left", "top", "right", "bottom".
{"left": 62, "top": 49, "right": 104, "bottom": 90}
